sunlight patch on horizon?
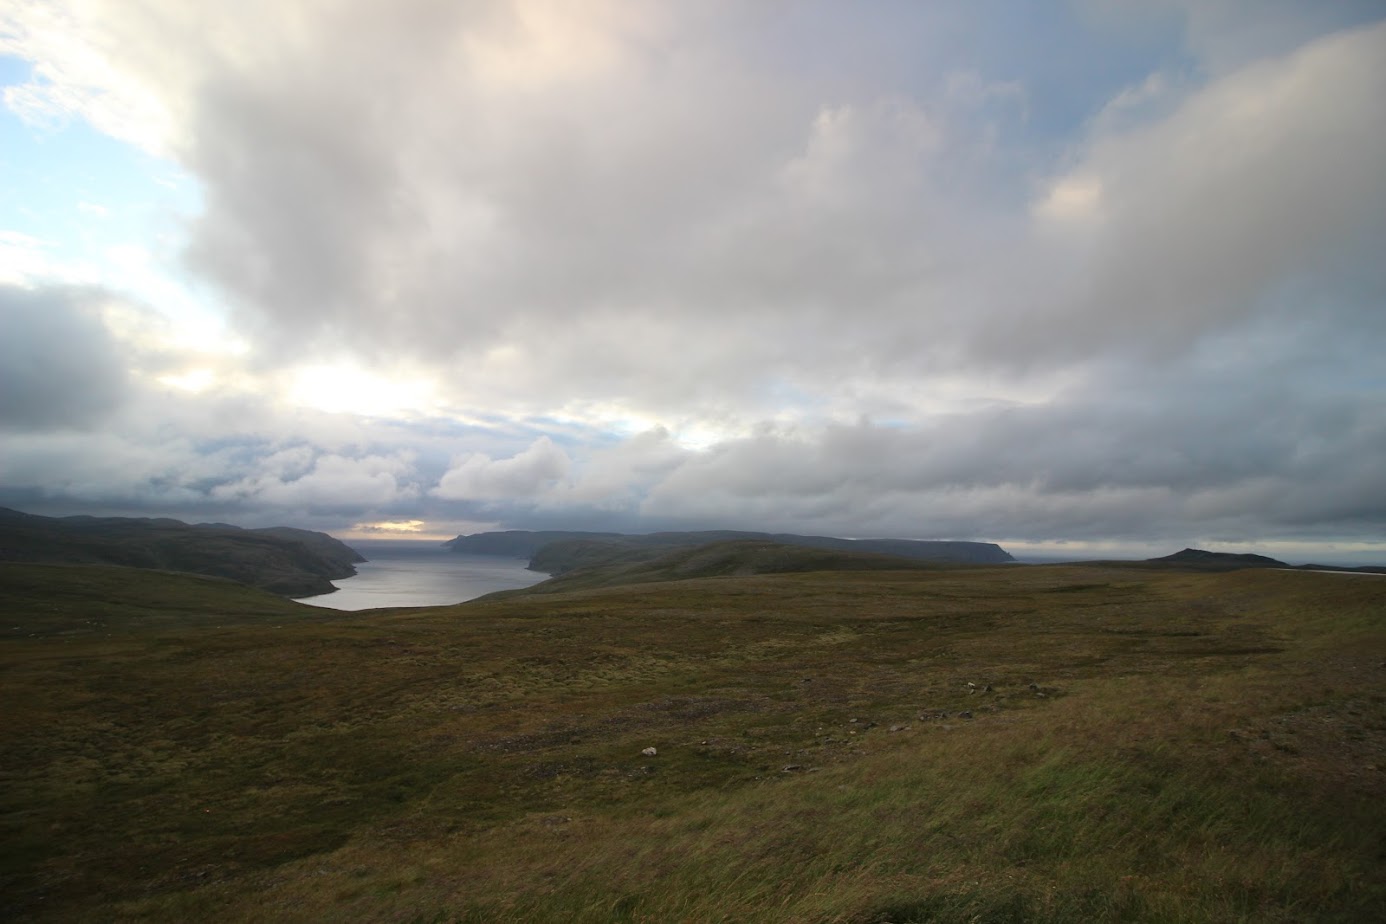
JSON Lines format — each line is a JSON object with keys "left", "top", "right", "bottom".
{"left": 353, "top": 519, "right": 427, "bottom": 533}
{"left": 341, "top": 518, "right": 491, "bottom": 542}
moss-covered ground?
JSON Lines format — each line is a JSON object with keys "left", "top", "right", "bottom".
{"left": 2, "top": 561, "right": 1384, "bottom": 921}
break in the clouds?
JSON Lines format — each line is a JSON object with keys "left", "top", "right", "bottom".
{"left": 1, "top": 1, "right": 1384, "bottom": 561}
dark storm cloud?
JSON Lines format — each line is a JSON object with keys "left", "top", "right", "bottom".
{"left": 0, "top": 284, "right": 128, "bottom": 430}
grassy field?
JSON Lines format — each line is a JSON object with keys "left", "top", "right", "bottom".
{"left": 2, "top": 560, "right": 1384, "bottom": 921}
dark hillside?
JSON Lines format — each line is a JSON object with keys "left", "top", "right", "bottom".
{"left": 0, "top": 507, "right": 364, "bottom": 596}
{"left": 452, "top": 528, "right": 1014, "bottom": 572}
{"left": 1148, "top": 547, "right": 1288, "bottom": 569}
{"left": 443, "top": 529, "right": 622, "bottom": 557}
{"left": 516, "top": 539, "right": 949, "bottom": 595}
{"left": 1135, "top": 548, "right": 1386, "bottom": 575}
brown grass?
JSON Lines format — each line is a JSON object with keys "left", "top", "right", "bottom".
{"left": 2, "top": 563, "right": 1384, "bottom": 921}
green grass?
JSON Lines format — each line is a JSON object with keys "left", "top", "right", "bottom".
{"left": 0, "top": 562, "right": 327, "bottom": 638}
{"left": 2, "top": 563, "right": 1384, "bottom": 921}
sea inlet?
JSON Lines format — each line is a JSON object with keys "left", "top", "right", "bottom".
{"left": 296, "top": 540, "right": 546, "bottom": 610}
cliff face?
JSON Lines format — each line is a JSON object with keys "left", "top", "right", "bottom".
{"left": 0, "top": 508, "right": 365, "bottom": 597}
{"left": 447, "top": 528, "right": 1015, "bottom": 573}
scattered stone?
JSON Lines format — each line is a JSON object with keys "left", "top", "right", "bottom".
{"left": 1036, "top": 692, "right": 1047, "bottom": 698}
{"left": 1028, "top": 683, "right": 1039, "bottom": 691}
{"left": 849, "top": 718, "right": 860, "bottom": 724}
{"left": 959, "top": 711, "right": 973, "bottom": 719}
{"left": 801, "top": 678, "right": 813, "bottom": 683}
{"left": 983, "top": 684, "right": 993, "bottom": 693}
{"left": 889, "top": 724, "right": 910, "bottom": 733}
{"left": 967, "top": 681, "right": 976, "bottom": 689}
{"left": 781, "top": 764, "right": 803, "bottom": 773}
{"left": 641, "top": 747, "right": 657, "bottom": 757}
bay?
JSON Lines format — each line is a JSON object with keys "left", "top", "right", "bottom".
{"left": 295, "top": 540, "right": 547, "bottom": 610}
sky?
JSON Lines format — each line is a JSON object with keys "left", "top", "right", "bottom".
{"left": 1, "top": 0, "right": 1384, "bottom": 563}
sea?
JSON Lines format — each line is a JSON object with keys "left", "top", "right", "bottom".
{"left": 294, "top": 540, "right": 547, "bottom": 611}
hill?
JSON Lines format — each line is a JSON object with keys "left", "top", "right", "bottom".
{"left": 447, "top": 528, "right": 1015, "bottom": 571}
{"left": 1138, "top": 548, "right": 1386, "bottom": 575}
{"left": 443, "top": 529, "right": 624, "bottom": 558}
{"left": 0, "top": 507, "right": 365, "bottom": 596}
{"left": 508, "top": 538, "right": 954, "bottom": 595}
{"left": 1148, "top": 547, "right": 1288, "bottom": 569}
{"left": 0, "top": 562, "right": 338, "bottom": 638}
{"left": 3, "top": 560, "right": 1383, "bottom": 921}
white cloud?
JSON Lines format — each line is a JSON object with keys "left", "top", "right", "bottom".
{"left": 434, "top": 436, "right": 570, "bottom": 502}
{"left": 212, "top": 452, "right": 418, "bottom": 510}
{"left": 1, "top": 4, "right": 1383, "bottom": 556}
{"left": 998, "top": 20, "right": 1386, "bottom": 362}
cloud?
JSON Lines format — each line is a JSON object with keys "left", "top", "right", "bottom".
{"left": 0, "top": 284, "right": 129, "bottom": 429}
{"left": 2, "top": 0, "right": 1038, "bottom": 412}
{"left": 2, "top": 3, "right": 1384, "bottom": 558}
{"left": 1003, "top": 20, "right": 1386, "bottom": 364}
{"left": 210, "top": 450, "right": 422, "bottom": 512}
{"left": 634, "top": 369, "right": 1386, "bottom": 543}
{"left": 434, "top": 437, "right": 570, "bottom": 502}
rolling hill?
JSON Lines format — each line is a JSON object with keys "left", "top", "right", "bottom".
{"left": 0, "top": 507, "right": 365, "bottom": 596}
{"left": 446, "top": 528, "right": 1015, "bottom": 572}
{"left": 497, "top": 538, "right": 958, "bottom": 596}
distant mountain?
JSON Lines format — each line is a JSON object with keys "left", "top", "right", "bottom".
{"left": 1149, "top": 548, "right": 1288, "bottom": 569}
{"left": 446, "top": 528, "right": 1014, "bottom": 571}
{"left": 1143, "top": 547, "right": 1386, "bottom": 575}
{"left": 0, "top": 507, "right": 365, "bottom": 596}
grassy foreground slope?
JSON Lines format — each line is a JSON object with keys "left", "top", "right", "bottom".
{"left": 2, "top": 563, "right": 1384, "bottom": 922}
{"left": 0, "top": 563, "right": 332, "bottom": 638}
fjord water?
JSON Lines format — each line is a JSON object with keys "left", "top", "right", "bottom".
{"left": 296, "top": 541, "right": 546, "bottom": 610}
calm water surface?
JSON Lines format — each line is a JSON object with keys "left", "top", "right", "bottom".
{"left": 296, "top": 541, "right": 546, "bottom": 610}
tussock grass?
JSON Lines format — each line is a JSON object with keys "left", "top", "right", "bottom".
{"left": 2, "top": 563, "right": 1384, "bottom": 921}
